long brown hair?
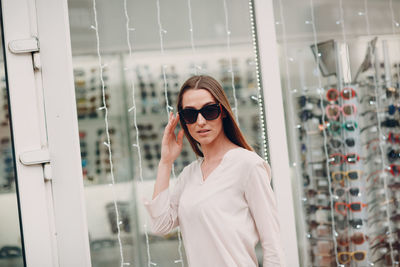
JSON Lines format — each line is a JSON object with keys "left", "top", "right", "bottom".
{"left": 177, "top": 75, "right": 254, "bottom": 157}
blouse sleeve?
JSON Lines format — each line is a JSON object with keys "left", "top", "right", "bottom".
{"left": 143, "top": 167, "right": 187, "bottom": 236}
{"left": 244, "top": 160, "right": 286, "bottom": 267}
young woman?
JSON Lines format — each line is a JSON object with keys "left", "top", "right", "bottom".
{"left": 144, "top": 75, "right": 286, "bottom": 266}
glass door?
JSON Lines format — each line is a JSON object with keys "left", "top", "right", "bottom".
{"left": 0, "top": 12, "right": 25, "bottom": 267}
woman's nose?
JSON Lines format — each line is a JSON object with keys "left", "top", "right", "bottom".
{"left": 196, "top": 113, "right": 206, "bottom": 125}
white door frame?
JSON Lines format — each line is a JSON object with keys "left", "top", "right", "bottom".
{"left": 1, "top": 0, "right": 92, "bottom": 266}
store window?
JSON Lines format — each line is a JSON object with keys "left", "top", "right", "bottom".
{"left": 273, "top": 0, "right": 400, "bottom": 266}
{"left": 0, "top": 19, "right": 24, "bottom": 267}
{"left": 67, "top": 0, "right": 265, "bottom": 266}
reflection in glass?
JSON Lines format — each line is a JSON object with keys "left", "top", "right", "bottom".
{"left": 0, "top": 16, "right": 24, "bottom": 267}
{"left": 69, "top": 0, "right": 264, "bottom": 266}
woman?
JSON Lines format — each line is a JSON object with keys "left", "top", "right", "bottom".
{"left": 144, "top": 75, "right": 286, "bottom": 266}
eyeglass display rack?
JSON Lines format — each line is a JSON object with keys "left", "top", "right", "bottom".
{"left": 291, "top": 37, "right": 400, "bottom": 266}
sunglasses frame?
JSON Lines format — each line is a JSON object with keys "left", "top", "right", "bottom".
{"left": 326, "top": 87, "right": 357, "bottom": 101}
{"left": 337, "top": 232, "right": 367, "bottom": 247}
{"left": 179, "top": 103, "right": 222, "bottom": 124}
{"left": 327, "top": 121, "right": 358, "bottom": 134}
{"left": 329, "top": 153, "right": 360, "bottom": 165}
{"left": 337, "top": 251, "right": 366, "bottom": 264}
{"left": 331, "top": 170, "right": 362, "bottom": 182}
{"left": 325, "top": 104, "right": 357, "bottom": 120}
{"left": 335, "top": 202, "right": 368, "bottom": 216}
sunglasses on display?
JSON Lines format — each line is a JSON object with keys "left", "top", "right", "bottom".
{"left": 336, "top": 218, "right": 363, "bottom": 229}
{"left": 297, "top": 95, "right": 325, "bottom": 108}
{"left": 327, "top": 121, "right": 358, "bottom": 134}
{"left": 386, "top": 86, "right": 399, "bottom": 99}
{"left": 337, "top": 251, "right": 366, "bottom": 264}
{"left": 387, "top": 149, "right": 400, "bottom": 162}
{"left": 333, "top": 187, "right": 360, "bottom": 198}
{"left": 179, "top": 103, "right": 222, "bottom": 124}
{"left": 387, "top": 132, "right": 400, "bottom": 144}
{"left": 329, "top": 137, "right": 355, "bottom": 149}
{"left": 335, "top": 202, "right": 367, "bottom": 216}
{"left": 388, "top": 104, "right": 400, "bottom": 115}
{"left": 337, "top": 232, "right": 367, "bottom": 247}
{"left": 326, "top": 87, "right": 357, "bottom": 101}
{"left": 299, "top": 109, "right": 322, "bottom": 122}
{"left": 325, "top": 104, "right": 357, "bottom": 120}
{"left": 388, "top": 164, "right": 400, "bottom": 176}
{"left": 307, "top": 204, "right": 331, "bottom": 214}
{"left": 329, "top": 153, "right": 360, "bottom": 165}
{"left": 381, "top": 118, "right": 400, "bottom": 128}
{"left": 331, "top": 170, "right": 362, "bottom": 182}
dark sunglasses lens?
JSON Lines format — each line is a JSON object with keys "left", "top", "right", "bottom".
{"left": 339, "top": 254, "right": 350, "bottom": 263}
{"left": 348, "top": 171, "right": 359, "bottom": 180}
{"left": 327, "top": 89, "right": 338, "bottom": 101}
{"left": 349, "top": 188, "right": 359, "bottom": 196}
{"left": 342, "top": 88, "right": 355, "bottom": 99}
{"left": 330, "top": 139, "right": 342, "bottom": 148}
{"left": 331, "top": 155, "right": 343, "bottom": 164}
{"left": 332, "top": 172, "right": 344, "bottom": 181}
{"left": 353, "top": 252, "right": 365, "bottom": 261}
{"left": 343, "top": 105, "right": 355, "bottom": 115}
{"left": 392, "top": 165, "right": 400, "bottom": 175}
{"left": 181, "top": 109, "right": 198, "bottom": 124}
{"left": 201, "top": 104, "right": 220, "bottom": 120}
{"left": 329, "top": 122, "right": 341, "bottom": 132}
{"left": 335, "top": 188, "right": 345, "bottom": 197}
{"left": 351, "top": 233, "right": 364, "bottom": 245}
{"left": 345, "top": 138, "right": 355, "bottom": 147}
{"left": 350, "top": 203, "right": 361, "bottom": 211}
{"left": 389, "top": 105, "right": 396, "bottom": 115}
{"left": 345, "top": 121, "right": 357, "bottom": 131}
{"left": 347, "top": 154, "right": 359, "bottom": 163}
{"left": 350, "top": 219, "right": 363, "bottom": 228}
{"left": 298, "top": 96, "right": 306, "bottom": 107}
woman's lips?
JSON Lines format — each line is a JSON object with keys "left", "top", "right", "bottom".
{"left": 197, "top": 130, "right": 210, "bottom": 136}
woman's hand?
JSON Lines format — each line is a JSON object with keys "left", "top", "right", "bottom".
{"left": 160, "top": 111, "right": 185, "bottom": 165}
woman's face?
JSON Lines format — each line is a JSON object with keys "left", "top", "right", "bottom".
{"left": 181, "top": 89, "right": 225, "bottom": 146}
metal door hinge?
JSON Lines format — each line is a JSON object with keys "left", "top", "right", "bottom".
{"left": 9, "top": 37, "right": 39, "bottom": 54}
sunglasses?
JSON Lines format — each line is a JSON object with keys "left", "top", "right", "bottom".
{"left": 331, "top": 170, "right": 362, "bottom": 182}
{"left": 337, "top": 232, "right": 367, "bottom": 247}
{"left": 388, "top": 104, "right": 400, "bottom": 115}
{"left": 388, "top": 164, "right": 400, "bottom": 176}
{"left": 329, "top": 153, "right": 360, "bottom": 165}
{"left": 299, "top": 109, "right": 321, "bottom": 122}
{"left": 381, "top": 118, "right": 400, "bottom": 128}
{"left": 327, "top": 121, "right": 358, "bottom": 134}
{"left": 387, "top": 149, "right": 400, "bottom": 162}
{"left": 179, "top": 103, "right": 222, "bottom": 124}
{"left": 325, "top": 104, "right": 357, "bottom": 120}
{"left": 329, "top": 137, "right": 355, "bottom": 150}
{"left": 337, "top": 251, "right": 366, "bottom": 264}
{"left": 387, "top": 132, "right": 400, "bottom": 144}
{"left": 333, "top": 187, "right": 360, "bottom": 198}
{"left": 337, "top": 218, "right": 364, "bottom": 230}
{"left": 335, "top": 202, "right": 367, "bottom": 216}
{"left": 326, "top": 87, "right": 357, "bottom": 101}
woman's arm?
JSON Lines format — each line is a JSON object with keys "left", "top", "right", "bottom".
{"left": 144, "top": 165, "right": 187, "bottom": 235}
{"left": 244, "top": 161, "right": 286, "bottom": 267}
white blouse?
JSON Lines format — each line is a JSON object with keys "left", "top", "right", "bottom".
{"left": 143, "top": 147, "right": 286, "bottom": 267}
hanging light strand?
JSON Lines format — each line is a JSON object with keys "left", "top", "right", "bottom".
{"left": 363, "top": 0, "right": 396, "bottom": 265}
{"left": 122, "top": 1, "right": 153, "bottom": 267}
{"left": 222, "top": 0, "right": 239, "bottom": 124}
{"left": 187, "top": 0, "right": 198, "bottom": 75}
{"left": 248, "top": 0, "right": 269, "bottom": 162}
{"left": 92, "top": 0, "right": 127, "bottom": 266}
{"left": 155, "top": 1, "right": 185, "bottom": 266}
{"left": 309, "top": 0, "right": 340, "bottom": 265}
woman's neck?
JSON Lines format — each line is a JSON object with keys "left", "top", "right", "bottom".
{"left": 201, "top": 135, "right": 238, "bottom": 164}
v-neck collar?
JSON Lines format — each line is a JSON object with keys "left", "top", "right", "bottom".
{"left": 198, "top": 147, "right": 242, "bottom": 184}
